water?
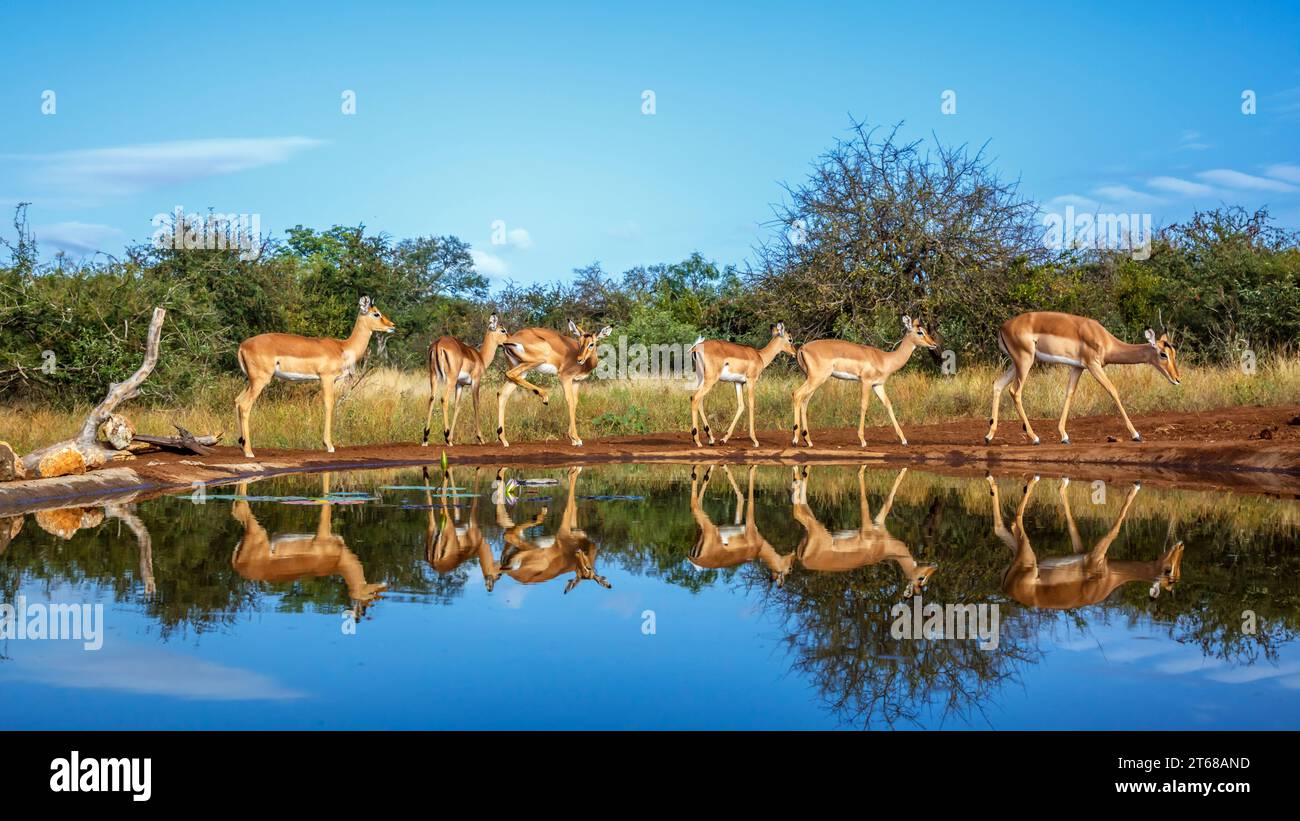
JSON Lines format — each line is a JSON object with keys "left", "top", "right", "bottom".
{"left": 1, "top": 463, "right": 1297, "bottom": 729}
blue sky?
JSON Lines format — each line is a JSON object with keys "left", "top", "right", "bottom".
{"left": 2, "top": 0, "right": 1297, "bottom": 286}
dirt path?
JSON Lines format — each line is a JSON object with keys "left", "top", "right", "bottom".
{"left": 3, "top": 405, "right": 1299, "bottom": 514}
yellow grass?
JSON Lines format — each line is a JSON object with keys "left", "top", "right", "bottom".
{"left": 2, "top": 356, "right": 1298, "bottom": 455}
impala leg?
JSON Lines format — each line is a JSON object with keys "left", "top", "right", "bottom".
{"left": 440, "top": 376, "right": 454, "bottom": 445}
{"left": 1008, "top": 356, "right": 1040, "bottom": 444}
{"left": 690, "top": 377, "right": 717, "bottom": 446}
{"left": 422, "top": 373, "right": 441, "bottom": 447}
{"left": 793, "top": 373, "right": 826, "bottom": 446}
{"left": 872, "top": 383, "right": 907, "bottom": 445}
{"left": 1058, "top": 366, "right": 1083, "bottom": 444}
{"left": 235, "top": 373, "right": 271, "bottom": 458}
{"left": 721, "top": 382, "right": 745, "bottom": 444}
{"left": 472, "top": 383, "right": 485, "bottom": 445}
{"left": 447, "top": 384, "right": 464, "bottom": 445}
{"left": 790, "top": 377, "right": 810, "bottom": 445}
{"left": 985, "top": 365, "right": 1016, "bottom": 444}
{"left": 561, "top": 376, "right": 583, "bottom": 446}
{"left": 320, "top": 375, "right": 338, "bottom": 453}
{"left": 857, "top": 379, "right": 873, "bottom": 447}
{"left": 505, "top": 363, "right": 549, "bottom": 405}
{"left": 1085, "top": 482, "right": 1140, "bottom": 570}
{"left": 496, "top": 381, "right": 519, "bottom": 447}
{"left": 1086, "top": 361, "right": 1141, "bottom": 441}
{"left": 746, "top": 380, "right": 759, "bottom": 447}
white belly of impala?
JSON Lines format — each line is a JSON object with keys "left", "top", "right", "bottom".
{"left": 1034, "top": 351, "right": 1085, "bottom": 368}
{"left": 719, "top": 364, "right": 747, "bottom": 384}
{"left": 457, "top": 372, "right": 473, "bottom": 386}
{"left": 274, "top": 369, "right": 320, "bottom": 382}
{"left": 719, "top": 525, "right": 745, "bottom": 544}
{"left": 533, "top": 363, "right": 558, "bottom": 376}
{"left": 831, "top": 370, "right": 859, "bottom": 381}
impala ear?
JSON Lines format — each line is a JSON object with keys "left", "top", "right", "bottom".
{"left": 359, "top": 296, "right": 372, "bottom": 313}
{"left": 488, "top": 313, "right": 498, "bottom": 330}
{"left": 1144, "top": 328, "right": 1157, "bottom": 346}
{"left": 568, "top": 319, "right": 582, "bottom": 337}
{"left": 596, "top": 325, "right": 613, "bottom": 340}
{"left": 901, "top": 315, "right": 912, "bottom": 331}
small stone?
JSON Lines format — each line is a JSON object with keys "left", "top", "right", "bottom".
{"left": 0, "top": 441, "right": 25, "bottom": 481}
{"left": 1106, "top": 435, "right": 1119, "bottom": 443}
{"left": 98, "top": 413, "right": 136, "bottom": 450}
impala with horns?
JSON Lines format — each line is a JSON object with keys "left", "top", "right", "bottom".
{"left": 235, "top": 296, "right": 396, "bottom": 458}
{"left": 988, "top": 475, "right": 1184, "bottom": 608}
{"left": 791, "top": 466, "right": 936, "bottom": 597}
{"left": 984, "top": 311, "right": 1180, "bottom": 446}
{"left": 688, "top": 464, "right": 794, "bottom": 586}
{"left": 496, "top": 320, "right": 612, "bottom": 447}
{"left": 494, "top": 467, "right": 611, "bottom": 594}
{"left": 423, "top": 313, "right": 509, "bottom": 446}
{"left": 688, "top": 323, "right": 796, "bottom": 447}
{"left": 791, "top": 315, "right": 939, "bottom": 447}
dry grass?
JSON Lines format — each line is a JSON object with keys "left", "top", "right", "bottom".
{"left": 2, "top": 356, "right": 1298, "bottom": 455}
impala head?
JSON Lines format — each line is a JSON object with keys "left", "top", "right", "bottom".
{"left": 568, "top": 320, "right": 613, "bottom": 365}
{"left": 1144, "top": 329, "right": 1181, "bottom": 385}
{"left": 770, "top": 321, "right": 797, "bottom": 356}
{"left": 903, "top": 563, "right": 938, "bottom": 597}
{"left": 358, "top": 296, "right": 396, "bottom": 334}
{"left": 1149, "top": 541, "right": 1185, "bottom": 599}
{"left": 901, "top": 315, "right": 939, "bottom": 349}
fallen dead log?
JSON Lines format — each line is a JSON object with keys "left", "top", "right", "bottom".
{"left": 132, "top": 425, "right": 221, "bottom": 456}
{"left": 20, "top": 307, "right": 166, "bottom": 479}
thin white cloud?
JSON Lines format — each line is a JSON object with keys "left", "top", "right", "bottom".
{"left": 7, "top": 137, "right": 324, "bottom": 201}
{"left": 34, "top": 221, "right": 125, "bottom": 255}
{"left": 470, "top": 248, "right": 509, "bottom": 278}
{"left": 1045, "top": 193, "right": 1099, "bottom": 211}
{"left": 1147, "top": 176, "right": 1214, "bottom": 197}
{"left": 1265, "top": 163, "right": 1300, "bottom": 184}
{"left": 1197, "top": 168, "right": 1297, "bottom": 193}
{"left": 505, "top": 227, "right": 533, "bottom": 249}
{"left": 1092, "top": 184, "right": 1163, "bottom": 206}
{"left": 1177, "top": 130, "right": 1210, "bottom": 151}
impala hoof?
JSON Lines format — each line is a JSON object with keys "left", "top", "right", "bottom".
{"left": 1031, "top": 437, "right": 1041, "bottom": 446}
{"left": 983, "top": 435, "right": 993, "bottom": 444}
{"left": 571, "top": 438, "right": 583, "bottom": 447}
{"left": 243, "top": 451, "right": 255, "bottom": 459}
{"left": 325, "top": 445, "right": 335, "bottom": 453}
{"left": 899, "top": 439, "right": 908, "bottom": 446}
{"left": 1060, "top": 436, "right": 1070, "bottom": 444}
{"left": 1133, "top": 433, "right": 1143, "bottom": 442}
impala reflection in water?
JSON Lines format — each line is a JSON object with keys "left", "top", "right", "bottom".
{"left": 0, "top": 464, "right": 1296, "bottom": 730}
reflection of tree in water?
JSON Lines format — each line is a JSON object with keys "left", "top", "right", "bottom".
{"left": 744, "top": 474, "right": 1042, "bottom": 728}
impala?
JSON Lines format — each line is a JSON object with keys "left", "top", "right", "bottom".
{"left": 688, "top": 464, "right": 794, "bottom": 586}
{"left": 689, "top": 323, "right": 796, "bottom": 447}
{"left": 984, "top": 311, "right": 1181, "bottom": 445}
{"left": 495, "top": 467, "right": 611, "bottom": 594}
{"left": 988, "top": 475, "right": 1184, "bottom": 608}
{"left": 230, "top": 474, "right": 387, "bottom": 616}
{"left": 235, "top": 296, "right": 396, "bottom": 458}
{"left": 422, "top": 313, "right": 509, "bottom": 446}
{"left": 424, "top": 467, "right": 502, "bottom": 592}
{"left": 791, "top": 315, "right": 939, "bottom": 447}
{"left": 496, "top": 321, "right": 612, "bottom": 447}
{"left": 791, "top": 465, "right": 936, "bottom": 596}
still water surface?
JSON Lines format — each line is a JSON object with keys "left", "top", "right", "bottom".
{"left": 1, "top": 463, "right": 1297, "bottom": 729}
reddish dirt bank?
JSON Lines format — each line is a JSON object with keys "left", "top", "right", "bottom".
{"left": 3, "top": 405, "right": 1299, "bottom": 514}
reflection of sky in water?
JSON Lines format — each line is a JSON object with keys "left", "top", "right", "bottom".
{"left": 0, "top": 466, "right": 1297, "bottom": 730}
